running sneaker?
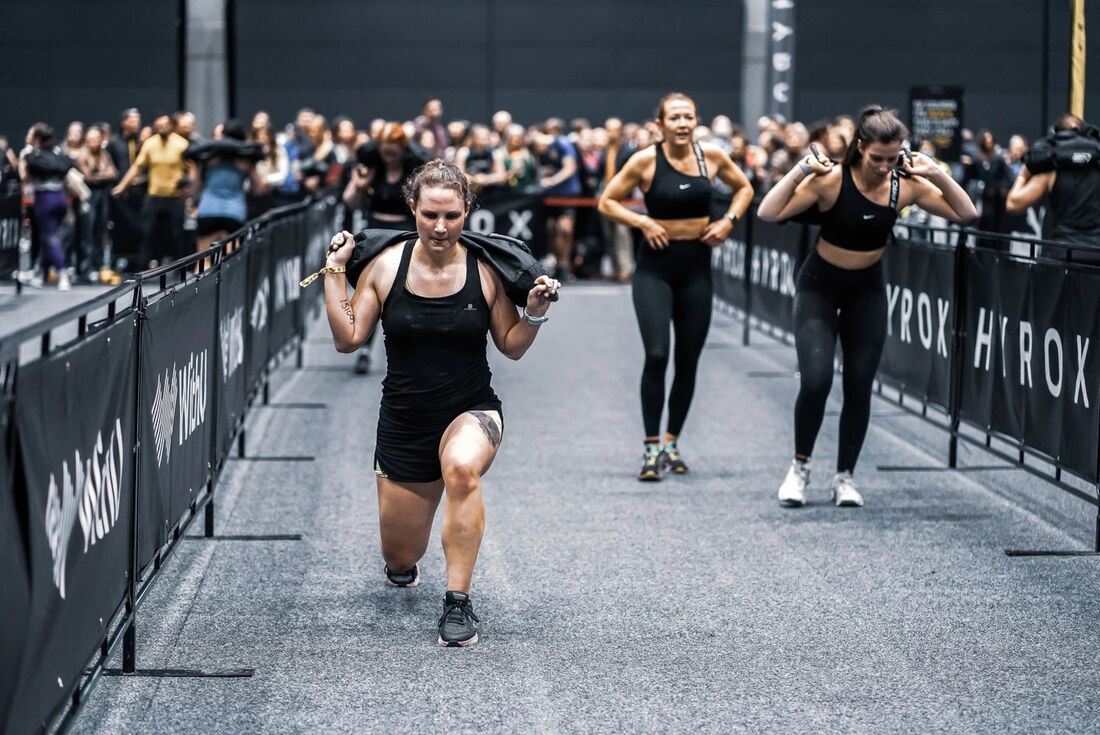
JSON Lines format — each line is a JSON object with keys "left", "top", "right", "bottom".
{"left": 777, "top": 458, "right": 810, "bottom": 507}
{"left": 384, "top": 563, "right": 420, "bottom": 588}
{"left": 438, "top": 590, "right": 479, "bottom": 647}
{"left": 659, "top": 443, "right": 689, "bottom": 474}
{"left": 638, "top": 446, "right": 662, "bottom": 482}
{"left": 831, "top": 472, "right": 864, "bottom": 507}
{"left": 99, "top": 267, "right": 123, "bottom": 286}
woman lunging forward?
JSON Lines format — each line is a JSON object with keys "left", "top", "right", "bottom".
{"left": 322, "top": 160, "right": 560, "bottom": 646}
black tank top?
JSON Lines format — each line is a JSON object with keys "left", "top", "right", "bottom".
{"left": 370, "top": 164, "right": 416, "bottom": 216}
{"left": 817, "top": 166, "right": 900, "bottom": 252}
{"left": 380, "top": 241, "right": 499, "bottom": 421}
{"left": 465, "top": 148, "right": 496, "bottom": 177}
{"left": 643, "top": 143, "right": 712, "bottom": 220}
{"left": 1050, "top": 167, "right": 1100, "bottom": 242}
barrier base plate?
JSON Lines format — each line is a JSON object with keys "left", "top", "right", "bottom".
{"left": 227, "top": 455, "right": 315, "bottom": 462}
{"left": 102, "top": 668, "right": 255, "bottom": 678}
{"left": 877, "top": 464, "right": 1016, "bottom": 472}
{"left": 1004, "top": 550, "right": 1100, "bottom": 557}
{"left": 185, "top": 534, "right": 302, "bottom": 541}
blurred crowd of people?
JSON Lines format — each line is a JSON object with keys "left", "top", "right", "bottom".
{"left": 0, "top": 97, "right": 1038, "bottom": 289}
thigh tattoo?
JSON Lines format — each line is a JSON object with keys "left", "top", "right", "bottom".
{"left": 469, "top": 411, "right": 502, "bottom": 448}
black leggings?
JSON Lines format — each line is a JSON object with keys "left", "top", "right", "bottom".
{"left": 632, "top": 240, "right": 713, "bottom": 438}
{"left": 793, "top": 250, "right": 886, "bottom": 473}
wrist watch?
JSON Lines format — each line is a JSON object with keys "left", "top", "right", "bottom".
{"left": 724, "top": 212, "right": 737, "bottom": 225}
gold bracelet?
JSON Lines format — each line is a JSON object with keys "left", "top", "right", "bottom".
{"left": 299, "top": 265, "right": 346, "bottom": 288}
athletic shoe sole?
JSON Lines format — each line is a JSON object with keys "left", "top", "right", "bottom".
{"left": 438, "top": 633, "right": 478, "bottom": 647}
{"left": 384, "top": 566, "right": 420, "bottom": 587}
{"left": 638, "top": 472, "right": 661, "bottom": 482}
{"left": 778, "top": 497, "right": 806, "bottom": 508}
{"left": 831, "top": 492, "right": 864, "bottom": 508}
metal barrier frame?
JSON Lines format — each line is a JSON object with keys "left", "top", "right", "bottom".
{"left": 0, "top": 195, "right": 334, "bottom": 735}
{"left": 723, "top": 207, "right": 1100, "bottom": 552}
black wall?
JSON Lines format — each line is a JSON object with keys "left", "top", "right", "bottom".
{"left": 794, "top": 0, "right": 1100, "bottom": 142}
{"left": 0, "top": 0, "right": 180, "bottom": 143}
{"left": 233, "top": 0, "right": 745, "bottom": 128}
{"left": 1, "top": 2, "right": 1097, "bottom": 146}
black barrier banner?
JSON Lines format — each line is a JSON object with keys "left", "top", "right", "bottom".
{"left": 216, "top": 249, "right": 249, "bottom": 463}
{"left": 1053, "top": 268, "right": 1100, "bottom": 477}
{"left": 711, "top": 216, "right": 750, "bottom": 312}
{"left": 961, "top": 252, "right": 1030, "bottom": 442}
{"left": 0, "top": 383, "right": 29, "bottom": 731}
{"left": 138, "top": 275, "right": 217, "bottom": 570}
{"left": 1002, "top": 202, "right": 1051, "bottom": 244}
{"left": 748, "top": 218, "right": 804, "bottom": 334}
{"left": 246, "top": 229, "right": 272, "bottom": 393}
{"left": 467, "top": 188, "right": 548, "bottom": 260}
{"left": 268, "top": 216, "right": 303, "bottom": 357}
{"left": 880, "top": 239, "right": 955, "bottom": 409}
{"left": 0, "top": 191, "right": 20, "bottom": 276}
{"left": 10, "top": 317, "right": 135, "bottom": 733}
{"left": 961, "top": 251, "right": 1100, "bottom": 480}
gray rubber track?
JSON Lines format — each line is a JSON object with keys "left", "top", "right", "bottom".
{"left": 72, "top": 283, "right": 1100, "bottom": 734}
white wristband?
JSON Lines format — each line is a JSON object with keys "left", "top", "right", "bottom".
{"left": 522, "top": 307, "right": 549, "bottom": 326}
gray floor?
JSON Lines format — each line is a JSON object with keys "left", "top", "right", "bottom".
{"left": 0, "top": 283, "right": 118, "bottom": 361}
{"left": 72, "top": 283, "right": 1100, "bottom": 734}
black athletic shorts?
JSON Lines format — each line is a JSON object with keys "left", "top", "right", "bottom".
{"left": 374, "top": 400, "right": 504, "bottom": 483}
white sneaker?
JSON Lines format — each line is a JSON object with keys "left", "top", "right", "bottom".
{"left": 831, "top": 472, "right": 864, "bottom": 507}
{"left": 777, "top": 459, "right": 810, "bottom": 507}
{"left": 58, "top": 271, "right": 71, "bottom": 291}
{"left": 17, "top": 269, "right": 43, "bottom": 288}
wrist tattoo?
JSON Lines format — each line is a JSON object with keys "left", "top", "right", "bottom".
{"left": 339, "top": 299, "right": 354, "bottom": 326}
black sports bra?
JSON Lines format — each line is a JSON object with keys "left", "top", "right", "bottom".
{"left": 643, "top": 143, "right": 713, "bottom": 220}
{"left": 817, "top": 166, "right": 900, "bottom": 252}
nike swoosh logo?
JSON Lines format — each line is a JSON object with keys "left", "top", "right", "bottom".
{"left": 679, "top": 183, "right": 691, "bottom": 189}
{"left": 862, "top": 214, "right": 875, "bottom": 220}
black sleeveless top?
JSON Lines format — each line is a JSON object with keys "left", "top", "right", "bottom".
{"left": 380, "top": 241, "right": 500, "bottom": 423}
{"left": 369, "top": 167, "right": 412, "bottom": 216}
{"left": 817, "top": 166, "right": 900, "bottom": 252}
{"left": 643, "top": 143, "right": 712, "bottom": 220}
{"left": 1050, "top": 167, "right": 1100, "bottom": 243}
{"left": 465, "top": 148, "right": 496, "bottom": 177}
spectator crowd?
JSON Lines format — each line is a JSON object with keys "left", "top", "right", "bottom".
{"left": 0, "top": 97, "right": 1040, "bottom": 289}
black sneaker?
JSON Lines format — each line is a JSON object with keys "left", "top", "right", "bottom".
{"left": 384, "top": 563, "right": 420, "bottom": 588}
{"left": 638, "top": 449, "right": 662, "bottom": 482}
{"left": 660, "top": 445, "right": 689, "bottom": 475}
{"left": 438, "top": 590, "right": 479, "bottom": 647}
{"left": 354, "top": 352, "right": 371, "bottom": 375}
